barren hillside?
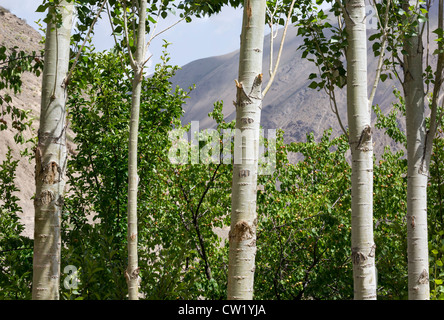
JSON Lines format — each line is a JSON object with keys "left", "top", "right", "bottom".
{"left": 0, "top": 6, "right": 43, "bottom": 238}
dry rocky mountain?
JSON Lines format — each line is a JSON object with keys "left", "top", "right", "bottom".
{"left": 0, "top": 6, "right": 43, "bottom": 238}
{"left": 0, "top": 5, "right": 439, "bottom": 239}
{"left": 172, "top": 3, "right": 439, "bottom": 162}
{"left": 171, "top": 25, "right": 409, "bottom": 157}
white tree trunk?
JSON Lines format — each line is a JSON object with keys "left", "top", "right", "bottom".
{"left": 32, "top": 0, "right": 73, "bottom": 300}
{"left": 345, "top": 0, "right": 377, "bottom": 300}
{"left": 402, "top": 0, "right": 430, "bottom": 300}
{"left": 227, "top": 0, "right": 266, "bottom": 300}
{"left": 125, "top": 0, "right": 147, "bottom": 300}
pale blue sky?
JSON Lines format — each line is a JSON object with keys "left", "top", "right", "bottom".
{"left": 1, "top": 0, "right": 244, "bottom": 71}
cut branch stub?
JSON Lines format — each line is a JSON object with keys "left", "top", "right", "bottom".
{"left": 235, "top": 80, "right": 252, "bottom": 108}
{"left": 125, "top": 267, "right": 140, "bottom": 282}
{"left": 229, "top": 220, "right": 254, "bottom": 242}
{"left": 234, "top": 73, "right": 263, "bottom": 109}
{"left": 249, "top": 73, "right": 263, "bottom": 100}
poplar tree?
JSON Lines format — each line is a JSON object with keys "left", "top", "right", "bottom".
{"left": 400, "top": 0, "right": 444, "bottom": 299}
{"left": 297, "top": 0, "right": 389, "bottom": 299}
{"left": 227, "top": 0, "right": 266, "bottom": 300}
{"left": 32, "top": 0, "right": 73, "bottom": 300}
{"left": 121, "top": 0, "right": 148, "bottom": 300}
{"left": 343, "top": 0, "right": 377, "bottom": 300}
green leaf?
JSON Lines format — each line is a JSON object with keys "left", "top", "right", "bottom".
{"left": 148, "top": 16, "right": 157, "bottom": 24}
{"left": 308, "top": 81, "right": 318, "bottom": 89}
{"left": 36, "top": 4, "right": 48, "bottom": 13}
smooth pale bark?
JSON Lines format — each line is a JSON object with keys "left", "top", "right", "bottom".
{"left": 125, "top": 0, "right": 147, "bottom": 300}
{"left": 402, "top": 1, "right": 430, "bottom": 300}
{"left": 227, "top": 0, "right": 266, "bottom": 300}
{"left": 344, "top": 0, "right": 377, "bottom": 300}
{"left": 32, "top": 1, "right": 73, "bottom": 300}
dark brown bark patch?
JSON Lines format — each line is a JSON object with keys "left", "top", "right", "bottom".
{"left": 39, "top": 190, "right": 54, "bottom": 205}
{"left": 245, "top": 0, "right": 252, "bottom": 27}
{"left": 229, "top": 220, "right": 253, "bottom": 242}
{"left": 352, "top": 250, "right": 367, "bottom": 265}
{"left": 351, "top": 244, "right": 376, "bottom": 265}
{"left": 43, "top": 161, "right": 60, "bottom": 184}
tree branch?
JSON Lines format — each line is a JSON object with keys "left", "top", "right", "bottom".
{"left": 262, "top": 0, "right": 296, "bottom": 97}
{"left": 106, "top": 0, "right": 131, "bottom": 80}
{"left": 420, "top": 0, "right": 444, "bottom": 173}
{"left": 65, "top": 0, "right": 107, "bottom": 86}
{"left": 122, "top": 0, "right": 137, "bottom": 69}
{"left": 368, "top": 0, "right": 392, "bottom": 110}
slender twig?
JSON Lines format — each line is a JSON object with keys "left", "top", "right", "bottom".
{"left": 368, "top": 0, "right": 392, "bottom": 110}
{"left": 266, "top": 2, "right": 280, "bottom": 77}
{"left": 65, "top": 0, "right": 107, "bottom": 86}
{"left": 144, "top": 16, "right": 186, "bottom": 67}
{"left": 425, "top": 0, "right": 431, "bottom": 95}
{"left": 421, "top": 0, "right": 444, "bottom": 172}
{"left": 122, "top": 0, "right": 136, "bottom": 69}
{"left": 328, "top": 87, "right": 348, "bottom": 138}
{"left": 263, "top": 0, "right": 297, "bottom": 97}
{"left": 147, "top": 17, "right": 185, "bottom": 46}
{"left": 106, "top": 0, "right": 131, "bottom": 80}
{"left": 131, "top": 1, "right": 137, "bottom": 47}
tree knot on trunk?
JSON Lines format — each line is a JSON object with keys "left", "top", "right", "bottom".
{"left": 229, "top": 220, "right": 254, "bottom": 242}
{"left": 351, "top": 249, "right": 366, "bottom": 265}
{"left": 249, "top": 73, "right": 263, "bottom": 101}
{"left": 356, "top": 125, "right": 372, "bottom": 151}
{"left": 37, "top": 190, "right": 55, "bottom": 206}
{"left": 42, "top": 161, "right": 61, "bottom": 184}
{"left": 125, "top": 267, "right": 140, "bottom": 282}
{"left": 410, "top": 215, "right": 416, "bottom": 229}
{"left": 234, "top": 73, "right": 263, "bottom": 109}
{"left": 418, "top": 269, "right": 429, "bottom": 285}
{"left": 351, "top": 244, "right": 376, "bottom": 265}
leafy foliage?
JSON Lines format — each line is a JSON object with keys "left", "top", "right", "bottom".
{"left": 0, "top": 45, "right": 42, "bottom": 146}
{"left": 255, "top": 129, "right": 354, "bottom": 299}
{"left": 62, "top": 46, "right": 234, "bottom": 299}
{"left": 2, "top": 0, "right": 444, "bottom": 301}
{"left": 0, "top": 148, "right": 33, "bottom": 299}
